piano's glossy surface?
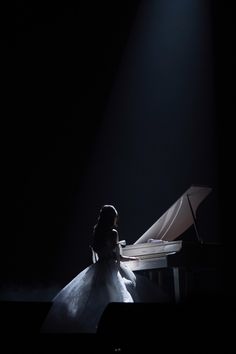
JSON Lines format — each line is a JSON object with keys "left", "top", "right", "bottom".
{"left": 120, "top": 185, "right": 215, "bottom": 302}
{"left": 121, "top": 185, "right": 211, "bottom": 270}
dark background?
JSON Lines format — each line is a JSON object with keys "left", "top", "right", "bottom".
{"left": 1, "top": 0, "right": 233, "bottom": 302}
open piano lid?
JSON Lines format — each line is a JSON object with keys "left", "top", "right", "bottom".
{"left": 134, "top": 185, "right": 212, "bottom": 244}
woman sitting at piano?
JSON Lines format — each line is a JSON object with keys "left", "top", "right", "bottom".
{"left": 42, "top": 204, "right": 167, "bottom": 333}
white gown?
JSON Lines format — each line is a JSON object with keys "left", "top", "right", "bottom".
{"left": 42, "top": 248, "right": 169, "bottom": 333}
{"left": 42, "top": 258, "right": 137, "bottom": 333}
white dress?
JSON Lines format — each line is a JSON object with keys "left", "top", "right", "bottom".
{"left": 42, "top": 257, "right": 137, "bottom": 333}
{"left": 42, "top": 232, "right": 169, "bottom": 333}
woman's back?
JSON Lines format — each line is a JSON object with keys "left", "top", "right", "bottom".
{"left": 92, "top": 227, "right": 118, "bottom": 260}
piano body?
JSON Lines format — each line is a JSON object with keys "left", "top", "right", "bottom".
{"left": 121, "top": 185, "right": 221, "bottom": 302}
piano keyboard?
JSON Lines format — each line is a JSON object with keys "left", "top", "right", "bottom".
{"left": 121, "top": 240, "right": 182, "bottom": 271}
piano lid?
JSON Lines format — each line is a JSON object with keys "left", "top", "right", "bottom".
{"left": 134, "top": 185, "right": 212, "bottom": 244}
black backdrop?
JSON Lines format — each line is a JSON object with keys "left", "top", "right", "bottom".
{"left": 1, "top": 0, "right": 233, "bottom": 301}
{"left": 3, "top": 0, "right": 142, "bottom": 294}
{"left": 0, "top": 1, "right": 234, "bottom": 352}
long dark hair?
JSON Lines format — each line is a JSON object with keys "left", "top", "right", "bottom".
{"left": 93, "top": 205, "right": 118, "bottom": 232}
{"left": 92, "top": 205, "right": 118, "bottom": 256}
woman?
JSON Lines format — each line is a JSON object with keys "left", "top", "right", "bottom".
{"left": 42, "top": 205, "right": 138, "bottom": 333}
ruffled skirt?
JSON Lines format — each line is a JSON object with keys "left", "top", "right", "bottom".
{"left": 42, "top": 260, "right": 137, "bottom": 333}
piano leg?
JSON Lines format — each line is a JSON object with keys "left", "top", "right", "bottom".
{"left": 148, "top": 270, "right": 153, "bottom": 281}
{"left": 172, "top": 267, "right": 180, "bottom": 303}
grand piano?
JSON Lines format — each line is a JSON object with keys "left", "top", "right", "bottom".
{"left": 121, "top": 185, "right": 222, "bottom": 302}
